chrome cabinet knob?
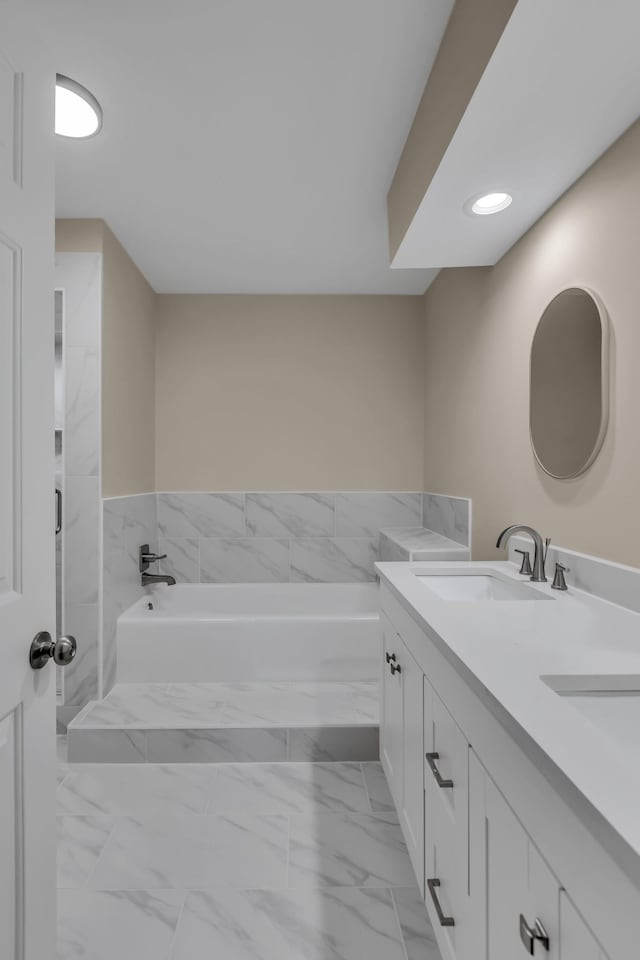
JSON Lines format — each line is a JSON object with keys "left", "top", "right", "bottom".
{"left": 29, "top": 631, "right": 77, "bottom": 670}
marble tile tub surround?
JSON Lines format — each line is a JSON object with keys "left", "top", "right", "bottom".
{"left": 68, "top": 680, "right": 380, "bottom": 763}
{"left": 102, "top": 495, "right": 158, "bottom": 695}
{"left": 56, "top": 756, "right": 442, "bottom": 960}
{"left": 423, "top": 492, "right": 471, "bottom": 547}
{"left": 155, "top": 490, "right": 424, "bottom": 583}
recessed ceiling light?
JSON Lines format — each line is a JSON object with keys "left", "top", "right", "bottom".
{"left": 55, "top": 75, "right": 102, "bottom": 139}
{"left": 470, "top": 191, "right": 513, "bottom": 216}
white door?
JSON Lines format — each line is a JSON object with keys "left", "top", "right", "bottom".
{"left": 0, "top": 2, "right": 56, "bottom": 958}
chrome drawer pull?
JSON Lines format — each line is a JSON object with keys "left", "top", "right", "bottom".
{"left": 427, "top": 878, "right": 455, "bottom": 927}
{"left": 390, "top": 662, "right": 402, "bottom": 675}
{"left": 519, "top": 915, "right": 550, "bottom": 955}
{"left": 426, "top": 752, "right": 454, "bottom": 788}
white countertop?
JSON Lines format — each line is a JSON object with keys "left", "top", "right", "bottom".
{"left": 376, "top": 559, "right": 640, "bottom": 877}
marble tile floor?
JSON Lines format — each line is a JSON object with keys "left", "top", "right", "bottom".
{"left": 56, "top": 751, "right": 442, "bottom": 960}
{"left": 68, "top": 681, "right": 380, "bottom": 763}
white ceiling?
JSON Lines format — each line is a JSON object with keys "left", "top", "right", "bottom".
{"left": 27, "top": 0, "right": 454, "bottom": 294}
{"left": 392, "top": 0, "right": 640, "bottom": 270}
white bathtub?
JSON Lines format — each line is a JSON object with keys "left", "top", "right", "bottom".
{"left": 116, "top": 582, "right": 380, "bottom": 683}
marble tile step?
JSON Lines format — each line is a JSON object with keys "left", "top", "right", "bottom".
{"left": 68, "top": 681, "right": 379, "bottom": 763}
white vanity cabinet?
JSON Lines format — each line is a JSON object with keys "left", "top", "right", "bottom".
{"left": 424, "top": 680, "right": 470, "bottom": 960}
{"left": 379, "top": 584, "right": 620, "bottom": 960}
{"left": 380, "top": 614, "right": 424, "bottom": 891}
{"left": 380, "top": 614, "right": 403, "bottom": 808}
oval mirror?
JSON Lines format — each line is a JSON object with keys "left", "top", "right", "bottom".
{"left": 530, "top": 287, "right": 609, "bottom": 479}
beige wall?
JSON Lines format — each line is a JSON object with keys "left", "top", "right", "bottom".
{"left": 155, "top": 295, "right": 425, "bottom": 491}
{"left": 56, "top": 220, "right": 157, "bottom": 497}
{"left": 423, "top": 118, "right": 640, "bottom": 567}
{"left": 55, "top": 218, "right": 104, "bottom": 253}
{"left": 101, "top": 225, "right": 156, "bottom": 496}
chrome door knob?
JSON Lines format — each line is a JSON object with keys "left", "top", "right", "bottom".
{"left": 29, "top": 631, "right": 77, "bottom": 670}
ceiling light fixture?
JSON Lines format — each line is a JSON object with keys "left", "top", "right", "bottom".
{"left": 55, "top": 74, "right": 102, "bottom": 139}
{"left": 470, "top": 191, "right": 513, "bottom": 216}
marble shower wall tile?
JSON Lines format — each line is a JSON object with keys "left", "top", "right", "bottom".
{"left": 291, "top": 538, "right": 378, "bottom": 582}
{"left": 335, "top": 492, "right": 422, "bottom": 537}
{"left": 423, "top": 492, "right": 471, "bottom": 547}
{"left": 246, "top": 492, "right": 335, "bottom": 538}
{"left": 200, "top": 538, "right": 290, "bottom": 583}
{"left": 65, "top": 346, "right": 99, "bottom": 477}
{"left": 55, "top": 253, "right": 101, "bottom": 349}
{"left": 157, "top": 492, "right": 245, "bottom": 538}
{"left": 65, "top": 477, "right": 99, "bottom": 605}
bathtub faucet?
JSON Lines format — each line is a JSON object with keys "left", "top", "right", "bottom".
{"left": 139, "top": 544, "right": 176, "bottom": 587}
{"left": 141, "top": 571, "right": 176, "bottom": 587}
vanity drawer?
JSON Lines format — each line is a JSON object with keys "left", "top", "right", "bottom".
{"left": 424, "top": 680, "right": 470, "bottom": 960}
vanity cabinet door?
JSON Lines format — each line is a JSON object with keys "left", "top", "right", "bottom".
{"left": 380, "top": 615, "right": 403, "bottom": 810}
{"left": 559, "top": 894, "right": 608, "bottom": 960}
{"left": 485, "top": 777, "right": 559, "bottom": 960}
{"left": 424, "top": 684, "right": 470, "bottom": 960}
{"left": 401, "top": 643, "right": 424, "bottom": 892}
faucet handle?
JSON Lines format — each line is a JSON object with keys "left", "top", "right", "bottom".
{"left": 139, "top": 544, "right": 167, "bottom": 573}
{"left": 514, "top": 549, "right": 533, "bottom": 577}
{"left": 551, "top": 561, "right": 570, "bottom": 591}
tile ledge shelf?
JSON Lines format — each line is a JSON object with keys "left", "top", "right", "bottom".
{"left": 379, "top": 527, "right": 470, "bottom": 563}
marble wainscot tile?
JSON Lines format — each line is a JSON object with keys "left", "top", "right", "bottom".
{"left": 288, "top": 726, "right": 379, "bottom": 762}
{"left": 102, "top": 495, "right": 158, "bottom": 694}
{"left": 57, "top": 815, "right": 115, "bottom": 887}
{"left": 379, "top": 531, "right": 410, "bottom": 562}
{"left": 288, "top": 811, "right": 415, "bottom": 888}
{"left": 290, "top": 538, "right": 378, "bottom": 582}
{"left": 335, "top": 492, "right": 422, "bottom": 537}
{"left": 362, "top": 762, "right": 395, "bottom": 813}
{"left": 200, "top": 538, "right": 289, "bottom": 583}
{"left": 57, "top": 889, "right": 184, "bottom": 960}
{"left": 158, "top": 537, "right": 199, "bottom": 583}
{"left": 146, "top": 728, "right": 288, "bottom": 763}
{"left": 205, "top": 762, "right": 370, "bottom": 815}
{"left": 423, "top": 492, "right": 471, "bottom": 547}
{"left": 171, "top": 886, "right": 407, "bottom": 960}
{"left": 57, "top": 764, "right": 211, "bottom": 816}
{"left": 62, "top": 603, "right": 99, "bottom": 706}
{"left": 65, "top": 346, "right": 99, "bottom": 477}
{"left": 90, "top": 812, "right": 289, "bottom": 890}
{"left": 246, "top": 492, "right": 335, "bottom": 538}
{"left": 157, "top": 492, "right": 245, "bottom": 538}
{"left": 392, "top": 887, "right": 442, "bottom": 960}
{"left": 55, "top": 253, "right": 101, "bottom": 349}
{"left": 65, "top": 477, "right": 99, "bottom": 604}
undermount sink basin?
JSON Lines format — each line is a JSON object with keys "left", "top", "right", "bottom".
{"left": 416, "top": 574, "right": 548, "bottom": 603}
{"left": 542, "top": 675, "right": 640, "bottom": 753}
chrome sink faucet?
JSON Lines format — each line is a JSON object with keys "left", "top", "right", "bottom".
{"left": 496, "top": 525, "right": 549, "bottom": 583}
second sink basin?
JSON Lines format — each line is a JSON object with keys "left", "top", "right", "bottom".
{"left": 416, "top": 573, "right": 548, "bottom": 603}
